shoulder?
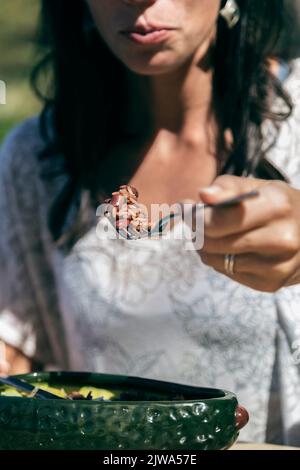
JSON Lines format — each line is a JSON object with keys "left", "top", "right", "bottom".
{"left": 0, "top": 112, "right": 64, "bottom": 211}
{"left": 284, "top": 58, "right": 300, "bottom": 106}
{"left": 0, "top": 115, "right": 53, "bottom": 240}
{"left": 0, "top": 115, "right": 46, "bottom": 184}
{"left": 263, "top": 59, "right": 300, "bottom": 187}
{"left": 0, "top": 114, "right": 75, "bottom": 244}
{"left": 286, "top": 57, "right": 300, "bottom": 80}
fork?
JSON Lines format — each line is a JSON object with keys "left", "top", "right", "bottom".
{"left": 115, "top": 190, "right": 259, "bottom": 240}
{"left": 0, "top": 375, "right": 63, "bottom": 400}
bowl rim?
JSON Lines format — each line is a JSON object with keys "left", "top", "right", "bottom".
{"left": 0, "top": 371, "right": 238, "bottom": 406}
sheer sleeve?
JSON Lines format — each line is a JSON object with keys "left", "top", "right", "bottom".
{"left": 0, "top": 118, "right": 53, "bottom": 361}
{"left": 264, "top": 58, "right": 300, "bottom": 189}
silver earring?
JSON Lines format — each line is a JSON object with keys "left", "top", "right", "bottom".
{"left": 220, "top": 0, "right": 241, "bottom": 29}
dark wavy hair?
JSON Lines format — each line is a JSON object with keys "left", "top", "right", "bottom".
{"left": 32, "top": 0, "right": 292, "bottom": 247}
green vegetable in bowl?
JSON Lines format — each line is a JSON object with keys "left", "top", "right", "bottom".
{"left": 0, "top": 387, "right": 23, "bottom": 398}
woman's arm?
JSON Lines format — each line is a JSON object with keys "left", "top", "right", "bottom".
{"left": 0, "top": 341, "right": 32, "bottom": 376}
{"left": 0, "top": 118, "right": 53, "bottom": 376}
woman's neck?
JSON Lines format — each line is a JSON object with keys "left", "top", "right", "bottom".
{"left": 147, "top": 40, "right": 215, "bottom": 147}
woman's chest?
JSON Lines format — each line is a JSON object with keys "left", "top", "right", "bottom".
{"left": 129, "top": 145, "right": 221, "bottom": 209}
{"left": 105, "top": 135, "right": 222, "bottom": 209}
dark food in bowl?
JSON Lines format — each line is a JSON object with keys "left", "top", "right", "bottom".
{"left": 0, "top": 372, "right": 249, "bottom": 450}
{"left": 0, "top": 382, "right": 186, "bottom": 402}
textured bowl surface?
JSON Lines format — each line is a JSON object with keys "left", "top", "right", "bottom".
{"left": 0, "top": 372, "right": 241, "bottom": 450}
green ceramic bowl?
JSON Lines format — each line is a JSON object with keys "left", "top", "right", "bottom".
{"left": 0, "top": 372, "right": 248, "bottom": 450}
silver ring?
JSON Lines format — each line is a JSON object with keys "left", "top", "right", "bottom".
{"left": 224, "top": 254, "right": 235, "bottom": 275}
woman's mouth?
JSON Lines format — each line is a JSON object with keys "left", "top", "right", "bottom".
{"left": 121, "top": 28, "right": 175, "bottom": 46}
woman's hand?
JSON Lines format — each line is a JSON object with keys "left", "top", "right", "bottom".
{"left": 198, "top": 175, "right": 300, "bottom": 292}
{"left": 0, "top": 341, "right": 10, "bottom": 376}
{"left": 0, "top": 341, "right": 31, "bottom": 377}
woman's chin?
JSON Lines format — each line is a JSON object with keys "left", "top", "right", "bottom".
{"left": 123, "top": 52, "right": 184, "bottom": 76}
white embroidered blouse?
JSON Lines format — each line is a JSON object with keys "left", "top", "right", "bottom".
{"left": 1, "top": 60, "right": 300, "bottom": 445}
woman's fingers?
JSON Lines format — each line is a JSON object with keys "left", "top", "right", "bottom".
{"left": 196, "top": 175, "right": 300, "bottom": 292}
{"left": 0, "top": 361, "right": 10, "bottom": 377}
{"left": 204, "top": 183, "right": 292, "bottom": 238}
{"left": 199, "top": 174, "right": 267, "bottom": 205}
{"left": 200, "top": 251, "right": 278, "bottom": 274}
{"left": 200, "top": 251, "right": 297, "bottom": 292}
{"left": 202, "top": 220, "right": 300, "bottom": 258}
{"left": 198, "top": 176, "right": 293, "bottom": 238}
{"left": 0, "top": 341, "right": 10, "bottom": 377}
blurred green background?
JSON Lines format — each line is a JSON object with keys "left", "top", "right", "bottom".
{"left": 0, "top": 0, "right": 41, "bottom": 143}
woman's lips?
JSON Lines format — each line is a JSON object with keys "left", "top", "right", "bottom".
{"left": 121, "top": 29, "right": 174, "bottom": 45}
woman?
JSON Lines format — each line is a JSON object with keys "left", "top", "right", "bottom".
{"left": 1, "top": 0, "right": 300, "bottom": 444}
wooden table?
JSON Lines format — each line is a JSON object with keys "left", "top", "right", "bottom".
{"left": 231, "top": 443, "right": 300, "bottom": 450}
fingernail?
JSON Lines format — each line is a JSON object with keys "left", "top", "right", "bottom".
{"left": 199, "top": 185, "right": 222, "bottom": 194}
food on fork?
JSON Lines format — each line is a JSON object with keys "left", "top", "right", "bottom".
{"left": 103, "top": 184, "right": 153, "bottom": 239}
{"left": 102, "top": 185, "right": 260, "bottom": 241}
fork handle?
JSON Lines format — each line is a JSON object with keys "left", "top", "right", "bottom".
{"left": 204, "top": 190, "right": 259, "bottom": 209}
